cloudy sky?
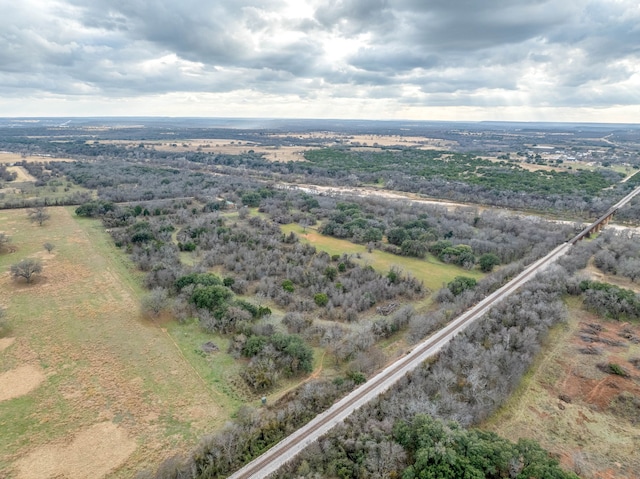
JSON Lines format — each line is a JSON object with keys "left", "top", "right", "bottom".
{"left": 2, "top": 0, "right": 639, "bottom": 122}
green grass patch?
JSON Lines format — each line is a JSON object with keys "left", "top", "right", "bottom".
{"left": 0, "top": 181, "right": 92, "bottom": 208}
{"left": 281, "top": 224, "right": 483, "bottom": 291}
{"left": 165, "top": 319, "right": 245, "bottom": 407}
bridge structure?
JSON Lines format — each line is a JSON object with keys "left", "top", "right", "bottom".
{"left": 570, "top": 185, "right": 640, "bottom": 243}
{"left": 229, "top": 185, "right": 640, "bottom": 479}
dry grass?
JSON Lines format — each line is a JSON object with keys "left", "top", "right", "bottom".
{"left": 484, "top": 299, "right": 640, "bottom": 478}
{"left": 97, "top": 139, "right": 313, "bottom": 162}
{"left": 0, "top": 152, "right": 74, "bottom": 164}
{"left": 5, "top": 166, "right": 36, "bottom": 182}
{"left": 0, "top": 207, "right": 230, "bottom": 478}
{"left": 350, "top": 134, "right": 455, "bottom": 150}
{"left": 13, "top": 422, "right": 137, "bottom": 479}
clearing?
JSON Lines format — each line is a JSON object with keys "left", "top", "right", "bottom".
{"left": 96, "top": 139, "right": 313, "bottom": 162}
{"left": 281, "top": 223, "right": 484, "bottom": 292}
{"left": 4, "top": 166, "right": 36, "bottom": 183}
{"left": 268, "top": 132, "right": 457, "bottom": 150}
{"left": 0, "top": 152, "right": 75, "bottom": 164}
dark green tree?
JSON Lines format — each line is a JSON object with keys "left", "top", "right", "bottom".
{"left": 314, "top": 293, "right": 329, "bottom": 307}
{"left": 479, "top": 253, "right": 500, "bottom": 272}
{"left": 447, "top": 276, "right": 477, "bottom": 296}
{"left": 191, "top": 285, "right": 233, "bottom": 311}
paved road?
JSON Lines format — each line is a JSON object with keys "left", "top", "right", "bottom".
{"left": 229, "top": 185, "right": 640, "bottom": 479}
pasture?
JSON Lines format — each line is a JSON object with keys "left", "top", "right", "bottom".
{"left": 0, "top": 207, "right": 233, "bottom": 478}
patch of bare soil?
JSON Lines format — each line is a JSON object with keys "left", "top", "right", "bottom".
{"left": 13, "top": 421, "right": 137, "bottom": 479}
{"left": 0, "top": 337, "right": 15, "bottom": 351}
{"left": 289, "top": 183, "right": 476, "bottom": 210}
{"left": 0, "top": 365, "right": 46, "bottom": 401}
{"left": 486, "top": 309, "right": 640, "bottom": 479}
{"left": 565, "top": 320, "right": 640, "bottom": 412}
{"left": 584, "top": 262, "right": 640, "bottom": 294}
{"left": 5, "top": 253, "right": 92, "bottom": 295}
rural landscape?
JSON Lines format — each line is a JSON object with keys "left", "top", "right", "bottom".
{"left": 1, "top": 118, "right": 640, "bottom": 478}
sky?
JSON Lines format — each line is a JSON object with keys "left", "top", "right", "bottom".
{"left": 1, "top": 0, "right": 639, "bottom": 122}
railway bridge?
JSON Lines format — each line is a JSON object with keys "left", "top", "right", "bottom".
{"left": 229, "top": 185, "right": 640, "bottom": 479}
{"left": 570, "top": 186, "right": 640, "bottom": 243}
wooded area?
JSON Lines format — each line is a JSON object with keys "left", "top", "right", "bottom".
{"left": 2, "top": 122, "right": 640, "bottom": 478}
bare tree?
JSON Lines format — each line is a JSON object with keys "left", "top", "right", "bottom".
{"left": 619, "top": 258, "right": 640, "bottom": 282}
{"left": 0, "top": 233, "right": 11, "bottom": 253}
{"left": 0, "top": 306, "right": 7, "bottom": 337}
{"left": 141, "top": 287, "right": 169, "bottom": 317}
{"left": 28, "top": 206, "right": 51, "bottom": 226}
{"left": 10, "top": 258, "right": 43, "bottom": 283}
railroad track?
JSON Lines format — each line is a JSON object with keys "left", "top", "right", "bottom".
{"left": 229, "top": 186, "right": 640, "bottom": 479}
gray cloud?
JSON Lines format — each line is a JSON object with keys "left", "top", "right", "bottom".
{"left": 1, "top": 0, "right": 639, "bottom": 117}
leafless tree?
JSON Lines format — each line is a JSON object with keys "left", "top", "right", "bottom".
{"left": 0, "top": 306, "right": 7, "bottom": 337}
{"left": 141, "top": 287, "right": 169, "bottom": 317}
{"left": 0, "top": 232, "right": 11, "bottom": 253}
{"left": 28, "top": 206, "right": 51, "bottom": 226}
{"left": 10, "top": 258, "right": 43, "bottom": 283}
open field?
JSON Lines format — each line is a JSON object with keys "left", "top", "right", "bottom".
{"left": 0, "top": 152, "right": 75, "bottom": 164}
{"left": 269, "top": 132, "right": 457, "bottom": 150}
{"left": 97, "top": 139, "right": 314, "bottom": 162}
{"left": 0, "top": 207, "right": 236, "bottom": 478}
{"left": 484, "top": 298, "right": 640, "bottom": 478}
{"left": 95, "top": 132, "right": 456, "bottom": 163}
{"left": 5, "top": 167, "right": 36, "bottom": 183}
{"left": 280, "top": 224, "right": 484, "bottom": 292}
{"left": 0, "top": 181, "right": 92, "bottom": 206}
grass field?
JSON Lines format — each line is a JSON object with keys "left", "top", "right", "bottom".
{"left": 0, "top": 153, "right": 74, "bottom": 164}
{"left": 96, "top": 139, "right": 313, "bottom": 162}
{"left": 0, "top": 207, "right": 236, "bottom": 478}
{"left": 0, "top": 181, "right": 92, "bottom": 207}
{"left": 280, "top": 224, "right": 484, "bottom": 292}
